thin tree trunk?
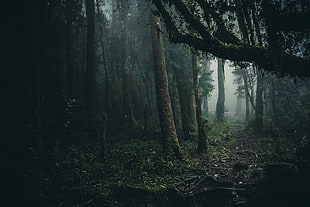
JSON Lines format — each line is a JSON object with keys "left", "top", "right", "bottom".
{"left": 192, "top": 55, "right": 207, "bottom": 154}
{"left": 271, "top": 78, "right": 278, "bottom": 124}
{"left": 255, "top": 67, "right": 264, "bottom": 133}
{"left": 96, "top": 0, "right": 109, "bottom": 156}
{"left": 66, "top": 0, "right": 74, "bottom": 96}
{"left": 172, "top": 60, "right": 193, "bottom": 140}
{"left": 202, "top": 96, "right": 208, "bottom": 118}
{"left": 121, "top": 0, "right": 137, "bottom": 138}
{"left": 243, "top": 70, "right": 250, "bottom": 121}
{"left": 169, "top": 77, "right": 182, "bottom": 136}
{"left": 150, "top": 8, "right": 183, "bottom": 158}
{"left": 34, "top": 0, "right": 42, "bottom": 157}
{"left": 85, "top": 0, "right": 97, "bottom": 135}
{"left": 216, "top": 58, "right": 225, "bottom": 122}
{"left": 144, "top": 105, "right": 148, "bottom": 133}
{"left": 236, "top": 93, "right": 242, "bottom": 116}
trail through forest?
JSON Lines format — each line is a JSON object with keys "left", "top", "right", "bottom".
{"left": 8, "top": 1, "right": 310, "bottom": 206}
{"left": 27, "top": 122, "right": 309, "bottom": 207}
{"left": 174, "top": 125, "right": 309, "bottom": 207}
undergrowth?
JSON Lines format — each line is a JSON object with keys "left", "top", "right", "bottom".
{"left": 34, "top": 120, "right": 307, "bottom": 206}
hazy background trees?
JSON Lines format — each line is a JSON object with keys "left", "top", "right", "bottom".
{"left": 14, "top": 0, "right": 309, "bottom": 161}
{"left": 6, "top": 0, "right": 310, "bottom": 205}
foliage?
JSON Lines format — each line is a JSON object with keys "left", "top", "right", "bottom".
{"left": 263, "top": 73, "right": 310, "bottom": 134}
{"left": 152, "top": 0, "right": 310, "bottom": 76}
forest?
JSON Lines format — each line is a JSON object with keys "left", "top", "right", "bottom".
{"left": 4, "top": 0, "right": 310, "bottom": 206}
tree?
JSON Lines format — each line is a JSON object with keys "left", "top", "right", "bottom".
{"left": 66, "top": 0, "right": 74, "bottom": 96}
{"left": 166, "top": 44, "right": 195, "bottom": 140}
{"left": 233, "top": 67, "right": 244, "bottom": 119}
{"left": 243, "top": 69, "right": 251, "bottom": 121}
{"left": 192, "top": 54, "right": 207, "bottom": 153}
{"left": 152, "top": 0, "right": 310, "bottom": 77}
{"left": 255, "top": 67, "right": 264, "bottom": 133}
{"left": 95, "top": 0, "right": 109, "bottom": 156}
{"left": 216, "top": 58, "right": 225, "bottom": 122}
{"left": 199, "top": 56, "right": 214, "bottom": 119}
{"left": 85, "top": 0, "right": 97, "bottom": 135}
{"left": 150, "top": 6, "right": 183, "bottom": 158}
{"left": 120, "top": 0, "right": 138, "bottom": 138}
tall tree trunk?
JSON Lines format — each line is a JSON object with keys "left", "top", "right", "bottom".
{"left": 170, "top": 54, "right": 193, "bottom": 140}
{"left": 202, "top": 96, "right": 209, "bottom": 118}
{"left": 96, "top": 0, "right": 109, "bottom": 156}
{"left": 192, "top": 55, "right": 207, "bottom": 153}
{"left": 255, "top": 67, "right": 264, "bottom": 133}
{"left": 177, "top": 84, "right": 193, "bottom": 140}
{"left": 236, "top": 95, "right": 242, "bottom": 115}
{"left": 66, "top": 0, "right": 74, "bottom": 96}
{"left": 243, "top": 70, "right": 250, "bottom": 121}
{"left": 271, "top": 78, "right": 278, "bottom": 124}
{"left": 201, "top": 57, "right": 211, "bottom": 118}
{"left": 85, "top": 0, "right": 97, "bottom": 136}
{"left": 216, "top": 58, "right": 225, "bottom": 122}
{"left": 150, "top": 8, "right": 183, "bottom": 158}
{"left": 33, "top": 0, "right": 42, "bottom": 159}
{"left": 121, "top": 0, "right": 130, "bottom": 113}
{"left": 169, "top": 76, "right": 183, "bottom": 136}
{"left": 121, "top": 0, "right": 137, "bottom": 138}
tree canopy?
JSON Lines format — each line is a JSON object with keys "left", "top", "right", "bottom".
{"left": 151, "top": 0, "right": 310, "bottom": 76}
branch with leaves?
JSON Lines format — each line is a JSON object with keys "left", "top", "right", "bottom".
{"left": 151, "top": 0, "right": 310, "bottom": 77}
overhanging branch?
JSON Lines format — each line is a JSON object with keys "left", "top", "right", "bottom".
{"left": 153, "top": 0, "right": 310, "bottom": 77}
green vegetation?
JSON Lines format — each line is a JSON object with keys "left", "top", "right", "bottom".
{"left": 11, "top": 1, "right": 310, "bottom": 206}
{"left": 34, "top": 120, "right": 308, "bottom": 206}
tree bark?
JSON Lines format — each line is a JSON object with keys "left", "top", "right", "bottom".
{"left": 216, "top": 58, "right": 225, "bottom": 122}
{"left": 66, "top": 0, "right": 74, "bottom": 96}
{"left": 192, "top": 55, "right": 207, "bottom": 153}
{"left": 152, "top": 0, "right": 310, "bottom": 77}
{"left": 120, "top": 0, "right": 137, "bottom": 138}
{"left": 85, "top": 0, "right": 97, "bottom": 134}
{"left": 169, "top": 48, "right": 194, "bottom": 140}
{"left": 243, "top": 70, "right": 250, "bottom": 121}
{"left": 96, "top": 0, "right": 109, "bottom": 156}
{"left": 169, "top": 76, "right": 182, "bottom": 136}
{"left": 150, "top": 8, "right": 183, "bottom": 158}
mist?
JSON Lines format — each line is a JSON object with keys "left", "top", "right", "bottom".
{"left": 7, "top": 0, "right": 310, "bottom": 206}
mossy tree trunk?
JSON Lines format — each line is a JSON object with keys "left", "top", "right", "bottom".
{"left": 150, "top": 8, "right": 183, "bottom": 158}
{"left": 216, "top": 58, "right": 225, "bottom": 122}
{"left": 192, "top": 55, "right": 207, "bottom": 153}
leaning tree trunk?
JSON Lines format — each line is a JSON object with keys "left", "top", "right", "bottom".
{"left": 150, "top": 8, "right": 183, "bottom": 158}
{"left": 216, "top": 58, "right": 225, "bottom": 122}
{"left": 192, "top": 55, "right": 207, "bottom": 154}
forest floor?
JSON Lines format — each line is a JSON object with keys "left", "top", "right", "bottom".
{"left": 28, "top": 121, "right": 310, "bottom": 207}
